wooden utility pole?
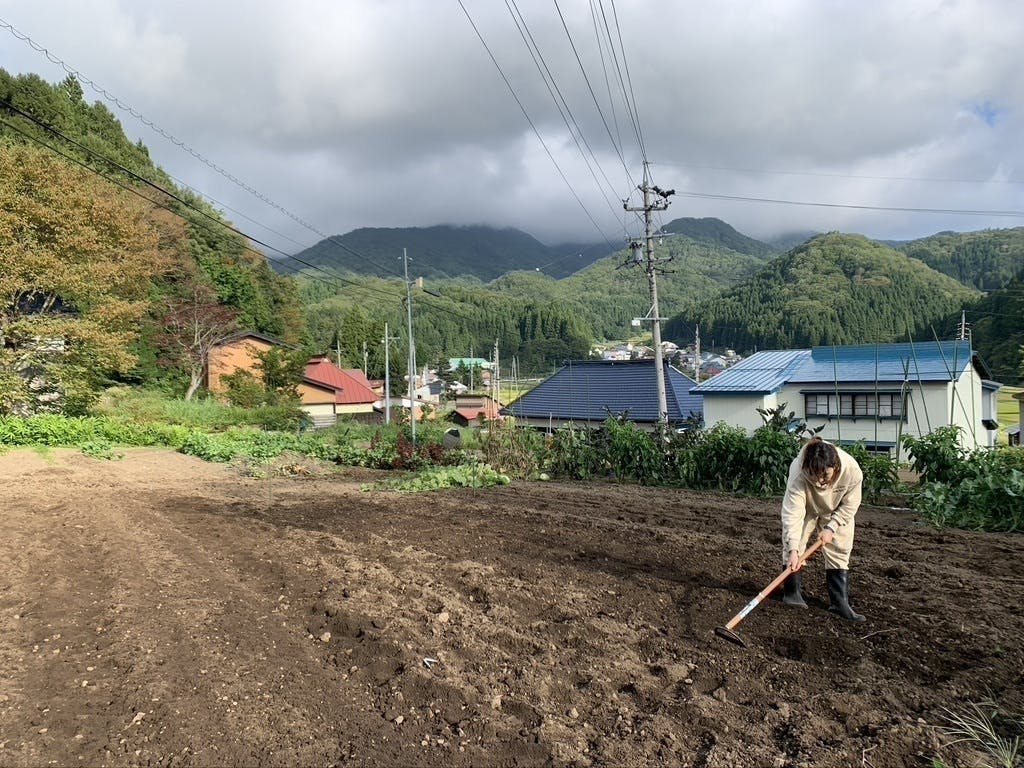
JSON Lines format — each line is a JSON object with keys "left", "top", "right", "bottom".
{"left": 493, "top": 339, "right": 500, "bottom": 408}
{"left": 403, "top": 248, "right": 417, "bottom": 443}
{"left": 624, "top": 162, "right": 673, "bottom": 423}
{"left": 381, "top": 322, "right": 398, "bottom": 425}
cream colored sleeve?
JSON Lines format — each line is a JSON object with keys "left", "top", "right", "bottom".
{"left": 780, "top": 458, "right": 807, "bottom": 553}
{"left": 831, "top": 454, "right": 864, "bottom": 528}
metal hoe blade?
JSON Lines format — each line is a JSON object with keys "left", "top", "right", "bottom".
{"left": 714, "top": 626, "right": 747, "bottom": 647}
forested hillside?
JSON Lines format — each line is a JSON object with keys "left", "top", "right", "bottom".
{"left": 663, "top": 233, "right": 980, "bottom": 351}
{"left": 0, "top": 70, "right": 304, "bottom": 410}
{"left": 899, "top": 228, "right": 1024, "bottom": 291}
{"left": 296, "top": 232, "right": 772, "bottom": 372}
{"left": 288, "top": 225, "right": 604, "bottom": 281}
{"left": 660, "top": 217, "right": 779, "bottom": 259}
{"left": 959, "top": 272, "right": 1024, "bottom": 384}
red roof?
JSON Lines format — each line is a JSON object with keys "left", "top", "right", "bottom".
{"left": 305, "top": 357, "right": 378, "bottom": 405}
{"left": 341, "top": 368, "right": 376, "bottom": 390}
{"left": 454, "top": 404, "right": 503, "bottom": 422}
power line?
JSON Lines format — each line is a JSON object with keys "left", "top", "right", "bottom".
{"left": 505, "top": 0, "right": 627, "bottom": 224}
{"left": 672, "top": 189, "right": 1024, "bottom": 218}
{"left": 653, "top": 159, "right": 1024, "bottom": 186}
{"left": 0, "top": 17, "right": 407, "bottom": 281}
{"left": 655, "top": 157, "right": 1024, "bottom": 185}
{"left": 0, "top": 104, "right": 406, "bottom": 305}
{"left": 457, "top": 0, "right": 618, "bottom": 254}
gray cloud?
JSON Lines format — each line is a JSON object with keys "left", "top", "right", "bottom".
{"left": 2, "top": 0, "right": 1022, "bottom": 250}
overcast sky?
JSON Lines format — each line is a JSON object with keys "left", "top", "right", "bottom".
{"left": 2, "top": 0, "right": 1022, "bottom": 255}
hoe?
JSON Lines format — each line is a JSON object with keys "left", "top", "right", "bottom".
{"left": 714, "top": 539, "right": 823, "bottom": 647}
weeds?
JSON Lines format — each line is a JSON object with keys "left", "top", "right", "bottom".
{"left": 934, "top": 699, "right": 1023, "bottom": 768}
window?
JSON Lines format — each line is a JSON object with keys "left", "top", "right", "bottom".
{"left": 803, "top": 392, "right": 903, "bottom": 420}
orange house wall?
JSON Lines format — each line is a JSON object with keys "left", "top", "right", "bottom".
{"left": 206, "top": 338, "right": 276, "bottom": 395}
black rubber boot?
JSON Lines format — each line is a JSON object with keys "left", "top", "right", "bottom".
{"left": 781, "top": 572, "right": 808, "bottom": 609}
{"left": 826, "top": 569, "right": 865, "bottom": 622}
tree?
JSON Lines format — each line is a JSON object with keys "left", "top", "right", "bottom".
{"left": 0, "top": 142, "right": 165, "bottom": 413}
{"left": 154, "top": 281, "right": 240, "bottom": 400}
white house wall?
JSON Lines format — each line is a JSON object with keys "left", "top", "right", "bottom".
{"left": 702, "top": 394, "right": 774, "bottom": 433}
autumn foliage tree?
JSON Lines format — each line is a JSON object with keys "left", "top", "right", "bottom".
{"left": 153, "top": 280, "right": 240, "bottom": 400}
{"left": 0, "top": 142, "right": 166, "bottom": 413}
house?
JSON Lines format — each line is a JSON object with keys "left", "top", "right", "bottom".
{"left": 448, "top": 357, "right": 491, "bottom": 371}
{"left": 451, "top": 394, "right": 504, "bottom": 427}
{"left": 205, "top": 331, "right": 290, "bottom": 395}
{"left": 500, "top": 358, "right": 703, "bottom": 432}
{"left": 413, "top": 379, "right": 445, "bottom": 404}
{"left": 301, "top": 355, "right": 379, "bottom": 427}
{"left": 1010, "top": 391, "right": 1024, "bottom": 446}
{"left": 690, "top": 341, "right": 1001, "bottom": 455}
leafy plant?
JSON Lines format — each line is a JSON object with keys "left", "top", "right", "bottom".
{"left": 843, "top": 442, "right": 902, "bottom": 504}
{"left": 912, "top": 448, "right": 1024, "bottom": 532}
{"left": 602, "top": 414, "right": 663, "bottom": 484}
{"left": 363, "top": 462, "right": 511, "bottom": 493}
{"left": 901, "top": 426, "right": 966, "bottom": 485}
{"left": 480, "top": 417, "right": 546, "bottom": 479}
{"left": 547, "top": 425, "right": 601, "bottom": 480}
{"left": 80, "top": 438, "right": 124, "bottom": 461}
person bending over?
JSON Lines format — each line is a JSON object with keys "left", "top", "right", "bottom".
{"left": 780, "top": 436, "right": 866, "bottom": 622}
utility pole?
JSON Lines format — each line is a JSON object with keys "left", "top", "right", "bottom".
{"left": 957, "top": 311, "right": 969, "bottom": 341}
{"left": 694, "top": 323, "right": 701, "bottom": 384}
{"left": 381, "top": 322, "right": 398, "bottom": 425}
{"left": 335, "top": 330, "right": 342, "bottom": 369}
{"left": 493, "top": 339, "right": 500, "bottom": 408}
{"left": 403, "top": 248, "right": 417, "bottom": 443}
{"left": 624, "top": 162, "right": 674, "bottom": 423}
{"left": 362, "top": 341, "right": 368, "bottom": 377}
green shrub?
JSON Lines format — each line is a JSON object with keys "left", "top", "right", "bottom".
{"left": 686, "top": 423, "right": 751, "bottom": 492}
{"left": 480, "top": 418, "right": 546, "bottom": 479}
{"left": 742, "top": 427, "right": 801, "bottom": 496}
{"left": 603, "top": 416, "right": 663, "bottom": 484}
{"left": 901, "top": 426, "right": 966, "bottom": 485}
{"left": 912, "top": 447, "right": 1024, "bottom": 532}
{"left": 547, "top": 425, "right": 601, "bottom": 480}
{"left": 843, "top": 443, "right": 903, "bottom": 504}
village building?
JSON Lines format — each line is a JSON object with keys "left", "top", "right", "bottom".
{"left": 691, "top": 341, "right": 1001, "bottom": 456}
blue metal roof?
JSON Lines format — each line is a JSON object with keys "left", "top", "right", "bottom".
{"left": 502, "top": 359, "right": 703, "bottom": 424}
{"left": 690, "top": 350, "right": 810, "bottom": 394}
{"left": 690, "top": 341, "right": 994, "bottom": 395}
{"left": 790, "top": 341, "right": 981, "bottom": 383}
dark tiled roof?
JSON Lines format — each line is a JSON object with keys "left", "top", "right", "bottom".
{"left": 502, "top": 359, "right": 702, "bottom": 424}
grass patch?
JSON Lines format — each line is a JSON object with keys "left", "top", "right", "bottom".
{"left": 934, "top": 699, "right": 1022, "bottom": 768}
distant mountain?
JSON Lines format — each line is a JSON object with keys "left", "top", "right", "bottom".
{"left": 898, "top": 228, "right": 1024, "bottom": 291}
{"left": 664, "top": 233, "right": 980, "bottom": 351}
{"left": 767, "top": 230, "right": 820, "bottom": 252}
{"left": 285, "top": 225, "right": 612, "bottom": 281}
{"left": 659, "top": 217, "right": 778, "bottom": 259}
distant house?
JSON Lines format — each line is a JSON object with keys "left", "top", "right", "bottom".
{"left": 501, "top": 358, "right": 703, "bottom": 432}
{"left": 451, "top": 394, "right": 504, "bottom": 427}
{"left": 413, "top": 379, "right": 445, "bottom": 404}
{"left": 301, "top": 355, "right": 379, "bottom": 427}
{"left": 1011, "top": 391, "right": 1024, "bottom": 446}
{"left": 206, "top": 331, "right": 292, "bottom": 395}
{"left": 448, "top": 357, "right": 491, "bottom": 371}
{"left": 691, "top": 341, "right": 1001, "bottom": 455}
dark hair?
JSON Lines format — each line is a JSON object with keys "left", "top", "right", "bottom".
{"left": 802, "top": 436, "right": 840, "bottom": 478}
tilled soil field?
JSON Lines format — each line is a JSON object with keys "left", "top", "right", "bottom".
{"left": 0, "top": 448, "right": 1021, "bottom": 767}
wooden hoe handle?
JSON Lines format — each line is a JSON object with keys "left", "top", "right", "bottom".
{"left": 722, "top": 538, "right": 823, "bottom": 633}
